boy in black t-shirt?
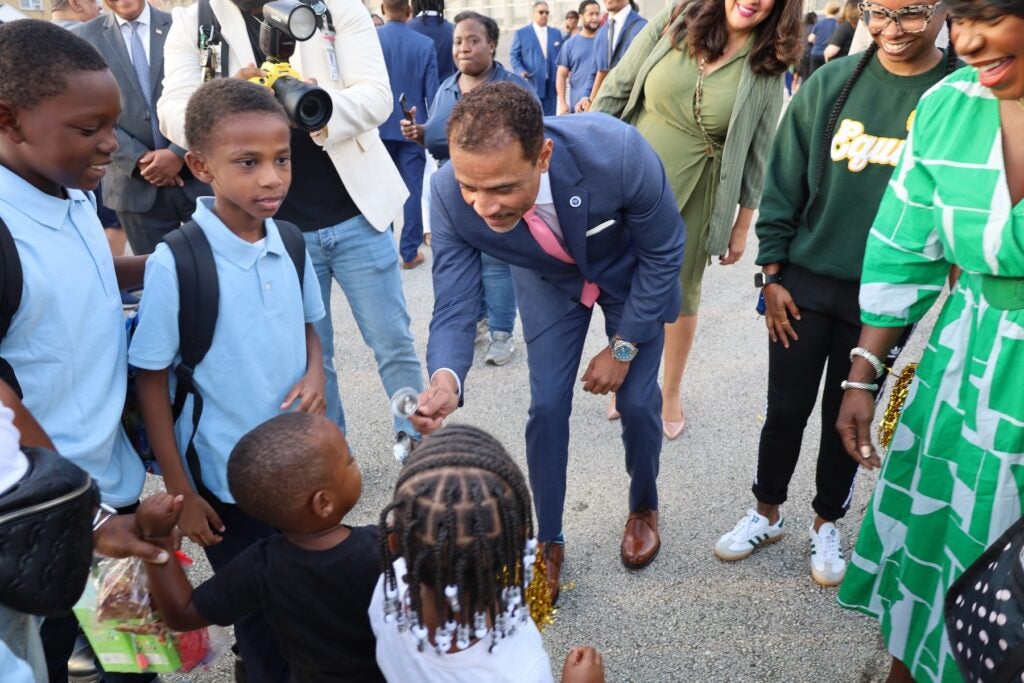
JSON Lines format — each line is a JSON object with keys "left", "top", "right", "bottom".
{"left": 135, "top": 413, "right": 384, "bottom": 683}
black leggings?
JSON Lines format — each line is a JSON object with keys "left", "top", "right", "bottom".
{"left": 751, "top": 266, "right": 910, "bottom": 521}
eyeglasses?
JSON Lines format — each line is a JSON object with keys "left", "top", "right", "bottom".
{"left": 857, "top": 2, "right": 941, "bottom": 34}
{"left": 537, "top": 10, "right": 549, "bottom": 14}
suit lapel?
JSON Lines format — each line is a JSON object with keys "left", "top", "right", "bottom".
{"left": 101, "top": 14, "right": 146, "bottom": 104}
{"left": 211, "top": 0, "right": 257, "bottom": 70}
{"left": 149, "top": 10, "right": 172, "bottom": 98}
{"left": 547, "top": 139, "right": 590, "bottom": 277}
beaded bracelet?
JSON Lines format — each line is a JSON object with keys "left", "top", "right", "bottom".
{"left": 841, "top": 380, "right": 879, "bottom": 392}
{"left": 850, "top": 346, "right": 884, "bottom": 379}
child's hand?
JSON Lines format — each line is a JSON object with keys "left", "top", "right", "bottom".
{"left": 281, "top": 370, "right": 326, "bottom": 416}
{"left": 562, "top": 647, "right": 605, "bottom": 683}
{"left": 178, "top": 493, "right": 226, "bottom": 547}
{"left": 135, "top": 493, "right": 184, "bottom": 540}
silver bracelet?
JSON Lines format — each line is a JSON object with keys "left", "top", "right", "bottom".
{"left": 850, "top": 347, "right": 884, "bottom": 379}
{"left": 92, "top": 502, "right": 117, "bottom": 532}
{"left": 841, "top": 380, "right": 879, "bottom": 392}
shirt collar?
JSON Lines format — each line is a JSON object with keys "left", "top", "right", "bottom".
{"left": 535, "top": 172, "right": 553, "bottom": 206}
{"left": 0, "top": 163, "right": 89, "bottom": 231}
{"left": 609, "top": 4, "right": 632, "bottom": 23}
{"left": 191, "top": 197, "right": 287, "bottom": 270}
{"left": 533, "top": 22, "right": 548, "bottom": 30}
{"left": 115, "top": 3, "right": 151, "bottom": 30}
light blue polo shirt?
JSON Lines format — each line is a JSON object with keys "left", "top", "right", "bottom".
{"left": 128, "top": 198, "right": 325, "bottom": 503}
{"left": 0, "top": 164, "right": 145, "bottom": 508}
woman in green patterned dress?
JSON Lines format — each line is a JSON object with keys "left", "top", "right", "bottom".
{"left": 835, "top": 0, "right": 1024, "bottom": 680}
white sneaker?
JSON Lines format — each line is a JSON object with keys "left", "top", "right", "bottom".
{"left": 809, "top": 522, "right": 846, "bottom": 587}
{"left": 484, "top": 331, "right": 514, "bottom": 366}
{"left": 714, "top": 509, "right": 785, "bottom": 561}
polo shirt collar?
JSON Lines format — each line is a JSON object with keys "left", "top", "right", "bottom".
{"left": 0, "top": 163, "right": 89, "bottom": 231}
{"left": 191, "top": 197, "right": 286, "bottom": 270}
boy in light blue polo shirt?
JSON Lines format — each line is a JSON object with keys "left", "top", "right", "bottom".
{"left": 128, "top": 78, "right": 325, "bottom": 681}
{"left": 0, "top": 22, "right": 147, "bottom": 510}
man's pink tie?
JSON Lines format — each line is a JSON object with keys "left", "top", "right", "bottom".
{"left": 522, "top": 207, "right": 599, "bottom": 307}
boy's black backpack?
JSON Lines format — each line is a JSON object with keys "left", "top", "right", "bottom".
{"left": 0, "top": 217, "right": 307, "bottom": 503}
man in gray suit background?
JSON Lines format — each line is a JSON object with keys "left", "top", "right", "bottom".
{"left": 75, "top": 0, "right": 206, "bottom": 255}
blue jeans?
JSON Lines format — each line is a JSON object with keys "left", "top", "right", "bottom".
{"left": 303, "top": 215, "right": 424, "bottom": 436}
{"left": 480, "top": 253, "right": 517, "bottom": 334}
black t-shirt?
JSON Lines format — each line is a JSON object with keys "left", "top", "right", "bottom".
{"left": 241, "top": 14, "right": 361, "bottom": 232}
{"left": 828, "top": 21, "right": 856, "bottom": 59}
{"left": 192, "top": 526, "right": 385, "bottom": 683}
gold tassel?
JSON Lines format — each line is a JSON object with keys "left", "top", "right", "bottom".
{"left": 877, "top": 363, "right": 918, "bottom": 449}
{"left": 524, "top": 548, "right": 556, "bottom": 631}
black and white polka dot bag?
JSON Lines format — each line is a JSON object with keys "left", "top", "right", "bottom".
{"left": 946, "top": 517, "right": 1024, "bottom": 682}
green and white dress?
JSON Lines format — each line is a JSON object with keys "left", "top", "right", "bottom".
{"left": 838, "top": 67, "right": 1024, "bottom": 683}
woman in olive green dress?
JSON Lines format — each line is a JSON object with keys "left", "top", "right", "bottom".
{"left": 592, "top": 0, "right": 801, "bottom": 439}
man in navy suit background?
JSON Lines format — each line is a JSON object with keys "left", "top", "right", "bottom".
{"left": 411, "top": 0, "right": 455, "bottom": 81}
{"left": 510, "top": 1, "right": 561, "bottom": 116}
{"left": 378, "top": 0, "right": 440, "bottom": 269}
{"left": 577, "top": 0, "right": 646, "bottom": 111}
{"left": 411, "top": 82, "right": 685, "bottom": 602}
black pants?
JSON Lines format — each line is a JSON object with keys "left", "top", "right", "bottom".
{"left": 40, "top": 503, "right": 155, "bottom": 683}
{"left": 116, "top": 186, "right": 197, "bottom": 256}
{"left": 751, "top": 265, "right": 910, "bottom": 521}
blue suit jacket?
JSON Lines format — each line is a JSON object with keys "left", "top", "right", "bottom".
{"left": 510, "top": 24, "right": 561, "bottom": 100}
{"left": 410, "top": 13, "right": 456, "bottom": 81}
{"left": 377, "top": 21, "right": 439, "bottom": 141}
{"left": 426, "top": 113, "right": 686, "bottom": 388}
{"left": 589, "top": 10, "right": 648, "bottom": 90}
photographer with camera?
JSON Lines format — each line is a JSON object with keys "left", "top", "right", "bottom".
{"left": 157, "top": 0, "right": 424, "bottom": 458}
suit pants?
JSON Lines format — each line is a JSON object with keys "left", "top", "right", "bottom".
{"left": 524, "top": 298, "right": 664, "bottom": 542}
{"left": 539, "top": 91, "right": 557, "bottom": 117}
{"left": 116, "top": 184, "right": 198, "bottom": 256}
{"left": 383, "top": 139, "right": 426, "bottom": 263}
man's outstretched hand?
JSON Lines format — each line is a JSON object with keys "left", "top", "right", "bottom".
{"left": 410, "top": 372, "right": 460, "bottom": 436}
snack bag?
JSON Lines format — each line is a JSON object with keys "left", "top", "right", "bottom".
{"left": 74, "top": 557, "right": 226, "bottom": 674}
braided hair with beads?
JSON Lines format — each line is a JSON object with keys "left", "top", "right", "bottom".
{"left": 377, "top": 424, "right": 546, "bottom": 654}
{"left": 812, "top": 19, "right": 960, "bottom": 206}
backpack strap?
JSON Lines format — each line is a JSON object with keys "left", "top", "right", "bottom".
{"left": 163, "top": 221, "right": 219, "bottom": 503}
{"left": 0, "top": 218, "right": 23, "bottom": 398}
{"left": 275, "top": 220, "right": 306, "bottom": 289}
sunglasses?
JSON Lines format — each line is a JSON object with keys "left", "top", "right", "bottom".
{"left": 857, "top": 2, "right": 941, "bottom": 33}
{"left": 537, "top": 9, "right": 550, "bottom": 14}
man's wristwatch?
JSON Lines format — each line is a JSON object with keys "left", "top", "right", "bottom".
{"left": 609, "top": 337, "right": 638, "bottom": 362}
{"left": 754, "top": 272, "right": 782, "bottom": 288}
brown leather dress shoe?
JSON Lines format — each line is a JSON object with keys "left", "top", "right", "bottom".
{"left": 621, "top": 509, "right": 660, "bottom": 569}
{"left": 402, "top": 252, "right": 425, "bottom": 269}
{"left": 540, "top": 541, "right": 564, "bottom": 604}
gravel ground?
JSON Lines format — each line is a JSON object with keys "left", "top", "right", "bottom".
{"left": 151, "top": 228, "right": 939, "bottom": 682}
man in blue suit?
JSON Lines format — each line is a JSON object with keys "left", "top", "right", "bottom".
{"left": 510, "top": 1, "right": 561, "bottom": 116}
{"left": 578, "top": 0, "right": 646, "bottom": 111}
{"left": 411, "top": 83, "right": 686, "bottom": 602}
{"left": 378, "top": 0, "right": 439, "bottom": 268}
{"left": 411, "top": 0, "right": 455, "bottom": 81}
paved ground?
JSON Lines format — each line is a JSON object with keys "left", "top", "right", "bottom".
{"left": 156, "top": 228, "right": 939, "bottom": 682}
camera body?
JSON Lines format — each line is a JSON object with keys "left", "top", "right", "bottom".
{"left": 247, "top": 0, "right": 334, "bottom": 131}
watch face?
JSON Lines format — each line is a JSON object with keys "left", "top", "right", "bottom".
{"left": 613, "top": 343, "right": 636, "bottom": 361}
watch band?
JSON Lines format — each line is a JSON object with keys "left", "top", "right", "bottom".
{"left": 755, "top": 272, "right": 782, "bottom": 288}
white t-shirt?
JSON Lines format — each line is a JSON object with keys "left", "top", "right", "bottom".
{"left": 369, "top": 559, "right": 555, "bottom": 683}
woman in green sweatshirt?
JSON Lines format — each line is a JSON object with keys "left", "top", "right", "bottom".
{"left": 713, "top": 0, "right": 957, "bottom": 588}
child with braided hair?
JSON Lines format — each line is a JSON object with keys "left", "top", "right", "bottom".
{"left": 714, "top": 0, "right": 959, "bottom": 587}
{"left": 370, "top": 424, "right": 604, "bottom": 682}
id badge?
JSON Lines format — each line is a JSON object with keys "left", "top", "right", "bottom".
{"left": 325, "top": 45, "right": 339, "bottom": 81}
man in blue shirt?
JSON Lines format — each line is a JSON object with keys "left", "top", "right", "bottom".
{"left": 378, "top": 0, "right": 439, "bottom": 269}
{"left": 556, "top": 0, "right": 600, "bottom": 115}
{"left": 510, "top": 1, "right": 562, "bottom": 116}
{"left": 808, "top": 1, "right": 840, "bottom": 76}
{"left": 577, "top": 0, "right": 646, "bottom": 110}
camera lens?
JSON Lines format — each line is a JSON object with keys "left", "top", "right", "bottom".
{"left": 272, "top": 76, "right": 333, "bottom": 131}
